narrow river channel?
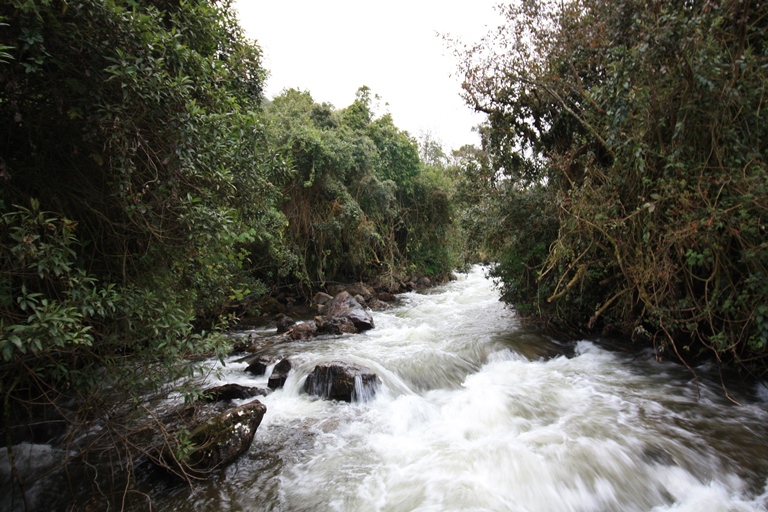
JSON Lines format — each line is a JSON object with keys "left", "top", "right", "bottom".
{"left": 142, "top": 266, "right": 768, "bottom": 511}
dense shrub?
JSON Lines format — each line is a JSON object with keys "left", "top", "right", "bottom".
{"left": 266, "top": 87, "right": 461, "bottom": 285}
{"left": 0, "top": 0, "right": 282, "bottom": 500}
{"left": 459, "top": 0, "right": 768, "bottom": 369}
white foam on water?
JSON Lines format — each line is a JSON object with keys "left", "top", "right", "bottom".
{"left": 271, "top": 343, "right": 768, "bottom": 511}
{"left": 147, "top": 266, "right": 768, "bottom": 512}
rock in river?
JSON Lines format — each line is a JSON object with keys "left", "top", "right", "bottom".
{"left": 268, "top": 358, "right": 294, "bottom": 389}
{"left": 303, "top": 361, "right": 380, "bottom": 402}
{"left": 245, "top": 355, "right": 278, "bottom": 376}
{"left": 202, "top": 383, "right": 271, "bottom": 402}
{"left": 160, "top": 400, "right": 267, "bottom": 478}
{"left": 314, "top": 315, "right": 357, "bottom": 335}
{"left": 319, "top": 291, "right": 374, "bottom": 332}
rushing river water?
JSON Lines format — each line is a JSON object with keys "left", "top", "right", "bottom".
{"left": 48, "top": 266, "right": 758, "bottom": 511}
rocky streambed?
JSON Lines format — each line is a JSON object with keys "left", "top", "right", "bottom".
{"left": 150, "top": 284, "right": 392, "bottom": 481}
{"left": 7, "top": 267, "right": 768, "bottom": 512}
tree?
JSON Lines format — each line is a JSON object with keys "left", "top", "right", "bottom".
{"left": 458, "top": 0, "right": 768, "bottom": 370}
{"left": 0, "top": 0, "right": 284, "bottom": 504}
{"left": 418, "top": 131, "right": 449, "bottom": 169}
{"left": 265, "top": 86, "right": 461, "bottom": 286}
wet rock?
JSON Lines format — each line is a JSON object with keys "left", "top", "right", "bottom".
{"left": 231, "top": 341, "right": 276, "bottom": 361}
{"left": 228, "top": 338, "right": 250, "bottom": 355}
{"left": 268, "top": 358, "right": 293, "bottom": 389}
{"left": 312, "top": 292, "right": 334, "bottom": 305}
{"left": 245, "top": 355, "right": 278, "bottom": 376}
{"left": 202, "top": 383, "right": 271, "bottom": 402}
{"left": 416, "top": 276, "right": 432, "bottom": 288}
{"left": 367, "top": 298, "right": 390, "bottom": 311}
{"left": 275, "top": 315, "right": 295, "bottom": 334}
{"left": 289, "top": 321, "right": 318, "bottom": 340}
{"left": 162, "top": 400, "right": 267, "bottom": 477}
{"left": 303, "top": 361, "right": 380, "bottom": 402}
{"left": 321, "top": 291, "right": 374, "bottom": 332}
{"left": 353, "top": 294, "right": 367, "bottom": 307}
{"left": 346, "top": 282, "right": 376, "bottom": 301}
{"left": 377, "top": 291, "right": 397, "bottom": 302}
{"left": 228, "top": 331, "right": 272, "bottom": 354}
{"left": 259, "top": 292, "right": 377, "bottom": 342}
{"left": 315, "top": 315, "right": 357, "bottom": 335}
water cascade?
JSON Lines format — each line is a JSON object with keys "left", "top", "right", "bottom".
{"left": 54, "top": 266, "right": 768, "bottom": 510}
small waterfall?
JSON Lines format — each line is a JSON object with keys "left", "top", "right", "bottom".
{"left": 303, "top": 361, "right": 380, "bottom": 403}
{"left": 352, "top": 373, "right": 378, "bottom": 403}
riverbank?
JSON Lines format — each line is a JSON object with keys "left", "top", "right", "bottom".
{"left": 233, "top": 271, "right": 456, "bottom": 331}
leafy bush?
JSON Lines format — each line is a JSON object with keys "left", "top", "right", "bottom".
{"left": 266, "top": 87, "right": 462, "bottom": 284}
{"left": 0, "top": 0, "right": 282, "bottom": 502}
{"left": 459, "top": 0, "right": 768, "bottom": 368}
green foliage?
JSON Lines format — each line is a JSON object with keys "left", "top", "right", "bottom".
{"left": 0, "top": 0, "right": 284, "bottom": 501}
{"left": 459, "top": 0, "right": 768, "bottom": 367}
{"left": 0, "top": 0, "right": 464, "bottom": 502}
{"left": 266, "top": 87, "right": 461, "bottom": 284}
{"left": 368, "top": 114, "right": 421, "bottom": 184}
{"left": 1, "top": 202, "right": 101, "bottom": 361}
{"left": 398, "top": 155, "right": 463, "bottom": 277}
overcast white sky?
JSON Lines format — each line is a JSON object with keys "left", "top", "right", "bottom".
{"left": 233, "top": 1, "right": 501, "bottom": 151}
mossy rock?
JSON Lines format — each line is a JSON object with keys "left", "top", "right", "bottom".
{"left": 163, "top": 400, "right": 267, "bottom": 478}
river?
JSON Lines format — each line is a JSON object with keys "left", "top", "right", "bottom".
{"left": 137, "top": 266, "right": 768, "bottom": 510}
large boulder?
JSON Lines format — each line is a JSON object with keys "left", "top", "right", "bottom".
{"left": 367, "top": 298, "right": 390, "bottom": 311}
{"left": 161, "top": 400, "right": 266, "bottom": 478}
{"left": 416, "top": 276, "right": 432, "bottom": 288}
{"left": 320, "top": 291, "right": 374, "bottom": 332}
{"left": 303, "top": 361, "right": 380, "bottom": 402}
{"left": 377, "top": 291, "right": 397, "bottom": 302}
{"left": 312, "top": 291, "right": 334, "bottom": 306}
